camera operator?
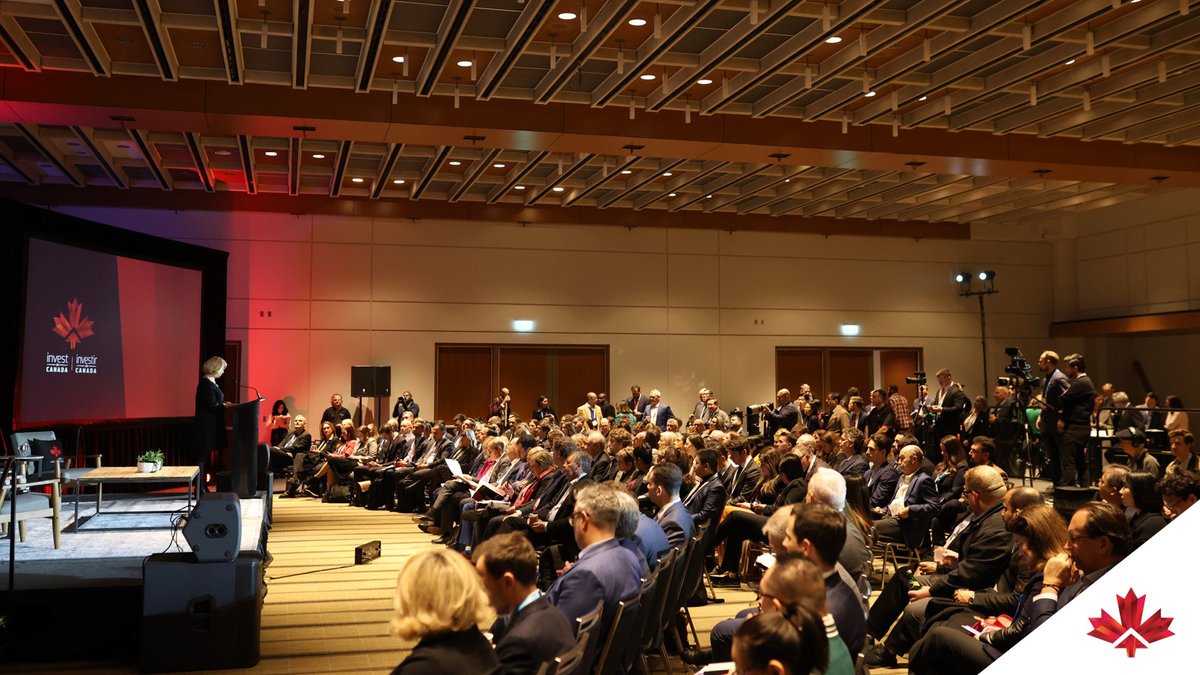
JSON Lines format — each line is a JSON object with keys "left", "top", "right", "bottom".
{"left": 764, "top": 389, "right": 799, "bottom": 435}
{"left": 1057, "top": 353, "right": 1096, "bottom": 487}
{"left": 1037, "top": 351, "right": 1070, "bottom": 486}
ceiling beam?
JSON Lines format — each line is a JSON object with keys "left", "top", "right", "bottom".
{"left": 533, "top": 0, "right": 640, "bottom": 105}
{"left": 237, "top": 133, "right": 256, "bottom": 194}
{"left": 705, "top": 166, "right": 811, "bottom": 213}
{"left": 128, "top": 128, "right": 170, "bottom": 190}
{"left": 477, "top": 0, "right": 554, "bottom": 101}
{"left": 802, "top": 172, "right": 929, "bottom": 217}
{"left": 70, "top": 125, "right": 128, "bottom": 189}
{"left": 213, "top": 0, "right": 244, "bottom": 85}
{"left": 416, "top": 0, "right": 476, "bottom": 97}
{"left": 526, "top": 153, "right": 595, "bottom": 205}
{"left": 131, "top": 0, "right": 177, "bottom": 81}
{"left": 0, "top": 140, "right": 37, "bottom": 184}
{"left": 288, "top": 137, "right": 302, "bottom": 195}
{"left": 563, "top": 155, "right": 640, "bottom": 206}
{"left": 487, "top": 150, "right": 549, "bottom": 203}
{"left": 1039, "top": 67, "right": 1200, "bottom": 137}
{"left": 293, "top": 0, "right": 313, "bottom": 89}
{"left": 449, "top": 147, "right": 502, "bottom": 202}
{"left": 0, "top": 14, "right": 41, "bottom": 71}
{"left": 589, "top": 0, "right": 722, "bottom": 108}
{"left": 411, "top": 145, "right": 452, "bottom": 199}
{"left": 183, "top": 131, "right": 214, "bottom": 192}
{"left": 14, "top": 123, "right": 84, "bottom": 186}
{"left": 329, "top": 140, "right": 354, "bottom": 197}
{"left": 645, "top": 0, "right": 804, "bottom": 113}
{"left": 356, "top": 1, "right": 398, "bottom": 93}
{"left": 51, "top": 0, "right": 111, "bottom": 76}
{"left": 371, "top": 143, "right": 404, "bottom": 199}
{"left": 670, "top": 163, "right": 770, "bottom": 211}
{"left": 597, "top": 158, "right": 688, "bottom": 207}
{"left": 634, "top": 161, "right": 729, "bottom": 210}
{"left": 838, "top": 174, "right": 968, "bottom": 219}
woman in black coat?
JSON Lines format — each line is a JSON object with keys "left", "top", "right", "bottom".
{"left": 391, "top": 549, "right": 500, "bottom": 675}
{"left": 194, "top": 356, "right": 231, "bottom": 492}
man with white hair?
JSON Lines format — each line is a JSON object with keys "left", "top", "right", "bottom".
{"left": 806, "top": 467, "right": 871, "bottom": 577}
{"left": 642, "top": 389, "right": 674, "bottom": 428}
{"left": 583, "top": 431, "right": 614, "bottom": 482}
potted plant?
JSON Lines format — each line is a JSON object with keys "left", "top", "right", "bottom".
{"left": 137, "top": 449, "right": 165, "bottom": 473}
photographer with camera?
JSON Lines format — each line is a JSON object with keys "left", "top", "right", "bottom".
{"left": 763, "top": 389, "right": 799, "bottom": 435}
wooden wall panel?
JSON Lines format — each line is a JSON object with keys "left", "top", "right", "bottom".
{"left": 554, "top": 348, "right": 609, "bottom": 419}
{"left": 497, "top": 346, "right": 553, "bottom": 422}
{"left": 827, "top": 350, "right": 873, "bottom": 400}
{"left": 776, "top": 349, "right": 824, "bottom": 402}
{"left": 881, "top": 349, "right": 923, "bottom": 402}
{"left": 435, "top": 345, "right": 492, "bottom": 421}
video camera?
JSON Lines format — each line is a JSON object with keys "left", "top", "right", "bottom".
{"left": 905, "top": 371, "right": 926, "bottom": 386}
{"left": 997, "top": 347, "right": 1041, "bottom": 391}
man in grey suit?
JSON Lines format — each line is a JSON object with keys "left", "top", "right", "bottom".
{"left": 646, "top": 463, "right": 695, "bottom": 549}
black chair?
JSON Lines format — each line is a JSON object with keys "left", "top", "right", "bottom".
{"left": 638, "top": 547, "right": 681, "bottom": 674}
{"left": 537, "top": 638, "right": 588, "bottom": 675}
{"left": 574, "top": 599, "right": 605, "bottom": 675}
{"left": 646, "top": 537, "right": 695, "bottom": 674}
{"left": 594, "top": 573, "right": 652, "bottom": 675}
{"left": 678, "top": 523, "right": 715, "bottom": 648}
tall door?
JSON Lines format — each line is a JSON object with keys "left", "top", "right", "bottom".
{"left": 880, "top": 349, "right": 922, "bottom": 403}
{"left": 776, "top": 349, "right": 824, "bottom": 402}
{"left": 435, "top": 345, "right": 492, "bottom": 420}
{"left": 554, "top": 348, "right": 609, "bottom": 419}
{"left": 497, "top": 347, "right": 552, "bottom": 422}
{"left": 827, "top": 350, "right": 873, "bottom": 400}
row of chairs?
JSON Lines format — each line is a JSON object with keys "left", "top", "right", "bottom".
{"left": 539, "top": 522, "right": 714, "bottom": 675}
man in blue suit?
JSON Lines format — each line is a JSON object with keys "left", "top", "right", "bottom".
{"left": 872, "top": 444, "right": 938, "bottom": 550}
{"left": 641, "top": 389, "right": 676, "bottom": 429}
{"left": 547, "top": 482, "right": 643, "bottom": 627}
{"left": 646, "top": 463, "right": 695, "bottom": 549}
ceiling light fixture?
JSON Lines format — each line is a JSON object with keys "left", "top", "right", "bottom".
{"left": 825, "top": 36, "right": 843, "bottom": 44}
{"left": 552, "top": 186, "right": 564, "bottom": 192}
{"left": 264, "top": 151, "right": 278, "bottom": 157}
{"left": 697, "top": 78, "right": 713, "bottom": 85}
{"left": 640, "top": 74, "right": 656, "bottom": 80}
{"left": 918, "top": 95, "right": 928, "bottom": 101}
{"left": 448, "top": 160, "right": 462, "bottom": 166}
{"left": 494, "top": 163, "right": 506, "bottom": 168}
{"left": 457, "top": 59, "right": 473, "bottom": 68}
{"left": 628, "top": 18, "right": 647, "bottom": 26}
{"left": 515, "top": 185, "right": 526, "bottom": 190}
{"left": 864, "top": 90, "right": 877, "bottom": 97}
{"left": 620, "top": 170, "right": 632, "bottom": 174}
{"left": 393, "top": 179, "right": 405, "bottom": 184}
{"left": 215, "top": 150, "right": 231, "bottom": 156}
{"left": 392, "top": 55, "right": 405, "bottom": 63}
{"left": 351, "top": 177, "right": 364, "bottom": 183}
{"left": 312, "top": 153, "right": 325, "bottom": 159}
{"left": 1065, "top": 58, "right": 1076, "bottom": 65}
{"left": 668, "top": 192, "right": 677, "bottom": 197}
{"left": 662, "top": 172, "right": 673, "bottom": 176}
{"left": 557, "top": 12, "right": 577, "bottom": 20}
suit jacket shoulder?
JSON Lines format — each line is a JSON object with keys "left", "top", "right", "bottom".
{"left": 391, "top": 629, "right": 500, "bottom": 675}
{"left": 494, "top": 597, "right": 576, "bottom": 675}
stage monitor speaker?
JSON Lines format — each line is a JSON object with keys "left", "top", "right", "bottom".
{"left": 182, "top": 492, "right": 242, "bottom": 562}
{"left": 141, "top": 552, "right": 264, "bottom": 672}
{"left": 350, "top": 365, "right": 391, "bottom": 398}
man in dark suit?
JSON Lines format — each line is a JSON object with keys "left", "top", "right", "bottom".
{"left": 597, "top": 392, "right": 616, "bottom": 420}
{"left": 1036, "top": 351, "right": 1070, "bottom": 484}
{"left": 988, "top": 384, "right": 1021, "bottom": 476}
{"left": 627, "top": 385, "right": 647, "bottom": 421}
{"left": 867, "top": 465, "right": 1012, "bottom": 645}
{"left": 546, "top": 482, "right": 643, "bottom": 630}
{"left": 682, "top": 450, "right": 727, "bottom": 527}
{"left": 1056, "top": 353, "right": 1097, "bottom": 486}
{"left": 724, "top": 438, "right": 762, "bottom": 504}
{"left": 785, "top": 504, "right": 868, "bottom": 657}
{"left": 929, "top": 369, "right": 970, "bottom": 454}
{"left": 764, "top": 389, "right": 799, "bottom": 435}
{"left": 646, "top": 463, "right": 695, "bottom": 549}
{"left": 474, "top": 533, "right": 576, "bottom": 675}
{"left": 1111, "top": 391, "right": 1146, "bottom": 434}
{"left": 863, "top": 433, "right": 900, "bottom": 511}
{"left": 582, "top": 431, "right": 614, "bottom": 482}
{"left": 872, "top": 445, "right": 939, "bottom": 548}
{"left": 269, "top": 414, "right": 312, "bottom": 474}
{"left": 641, "top": 389, "right": 675, "bottom": 429}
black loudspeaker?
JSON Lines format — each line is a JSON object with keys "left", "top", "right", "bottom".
{"left": 350, "top": 365, "right": 391, "bottom": 398}
{"left": 182, "top": 493, "right": 242, "bottom": 562}
{"left": 1053, "top": 486, "right": 1098, "bottom": 522}
{"left": 141, "top": 552, "right": 265, "bottom": 672}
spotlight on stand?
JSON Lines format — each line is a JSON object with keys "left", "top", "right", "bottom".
{"left": 953, "top": 270, "right": 1000, "bottom": 398}
{"left": 954, "top": 272, "right": 969, "bottom": 284}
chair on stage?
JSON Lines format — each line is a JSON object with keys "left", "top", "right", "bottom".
{"left": 1, "top": 453, "right": 63, "bottom": 549}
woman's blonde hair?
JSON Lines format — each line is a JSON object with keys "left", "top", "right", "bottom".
{"left": 390, "top": 549, "right": 492, "bottom": 642}
{"left": 201, "top": 356, "right": 227, "bottom": 377}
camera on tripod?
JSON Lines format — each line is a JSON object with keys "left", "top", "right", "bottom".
{"left": 998, "top": 347, "right": 1041, "bottom": 391}
{"left": 905, "top": 371, "right": 926, "bottom": 386}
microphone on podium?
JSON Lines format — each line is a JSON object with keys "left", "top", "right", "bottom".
{"left": 238, "top": 384, "right": 265, "bottom": 401}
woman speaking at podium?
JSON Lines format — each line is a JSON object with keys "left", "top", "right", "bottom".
{"left": 194, "top": 355, "right": 232, "bottom": 495}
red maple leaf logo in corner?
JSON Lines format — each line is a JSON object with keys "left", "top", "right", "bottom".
{"left": 51, "top": 298, "right": 94, "bottom": 350}
{"left": 1088, "top": 589, "right": 1174, "bottom": 657}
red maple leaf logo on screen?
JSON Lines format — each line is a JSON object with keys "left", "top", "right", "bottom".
{"left": 51, "top": 298, "right": 94, "bottom": 350}
{"left": 1088, "top": 589, "right": 1174, "bottom": 657}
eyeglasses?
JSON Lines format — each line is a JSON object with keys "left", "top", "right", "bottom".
{"left": 1068, "top": 532, "right": 1097, "bottom": 543}
{"left": 569, "top": 510, "right": 589, "bottom": 527}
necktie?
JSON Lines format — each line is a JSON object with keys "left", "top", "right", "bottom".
{"left": 684, "top": 477, "right": 706, "bottom": 506}
{"left": 589, "top": 406, "right": 596, "bottom": 422}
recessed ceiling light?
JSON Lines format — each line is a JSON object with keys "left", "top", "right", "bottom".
{"left": 552, "top": 186, "right": 565, "bottom": 192}
{"left": 825, "top": 36, "right": 843, "bottom": 44}
{"left": 668, "top": 192, "right": 677, "bottom": 197}
{"left": 662, "top": 172, "right": 673, "bottom": 177}
{"left": 515, "top": 185, "right": 526, "bottom": 190}
{"left": 393, "top": 179, "right": 405, "bottom": 184}
{"left": 620, "top": 169, "right": 632, "bottom": 174}
{"left": 628, "top": 18, "right": 647, "bottom": 27}
{"left": 1065, "top": 59, "right": 1076, "bottom": 65}
{"left": 264, "top": 151, "right": 278, "bottom": 157}
{"left": 864, "top": 91, "right": 877, "bottom": 97}
{"left": 351, "top": 177, "right": 364, "bottom": 183}
{"left": 215, "top": 150, "right": 231, "bottom": 156}
{"left": 706, "top": 194, "right": 713, "bottom": 199}
{"left": 640, "top": 74, "right": 656, "bottom": 81}
{"left": 493, "top": 163, "right": 506, "bottom": 168}
{"left": 448, "top": 160, "right": 462, "bottom": 166}
{"left": 312, "top": 153, "right": 325, "bottom": 159}
{"left": 557, "top": 12, "right": 577, "bottom": 20}
{"left": 457, "top": 60, "right": 473, "bottom": 68}
{"left": 697, "top": 78, "right": 713, "bottom": 85}
{"left": 392, "top": 55, "right": 405, "bottom": 63}
{"left": 918, "top": 96, "right": 928, "bottom": 101}
{"left": 784, "top": 179, "right": 791, "bottom": 183}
